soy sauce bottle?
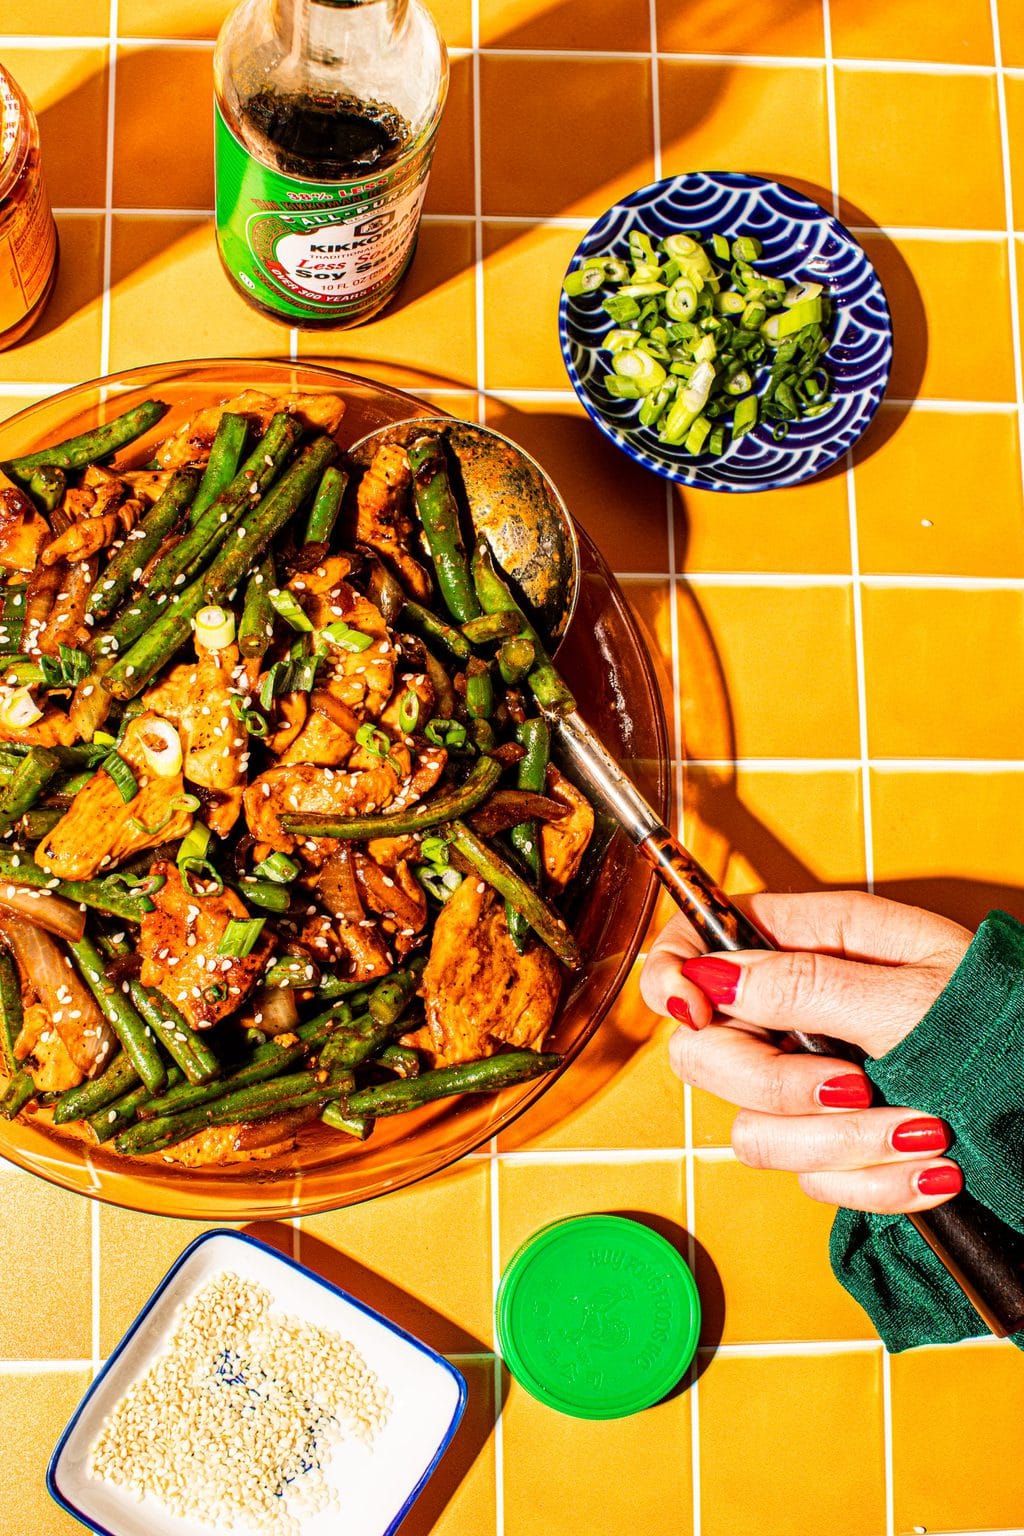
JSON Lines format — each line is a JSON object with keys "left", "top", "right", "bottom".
{"left": 214, "top": 0, "right": 448, "bottom": 328}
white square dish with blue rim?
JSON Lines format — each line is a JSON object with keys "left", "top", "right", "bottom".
{"left": 47, "top": 1228, "right": 467, "bottom": 1536}
{"left": 558, "top": 169, "right": 893, "bottom": 493}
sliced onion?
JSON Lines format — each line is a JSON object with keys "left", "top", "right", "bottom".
{"left": 250, "top": 985, "right": 299, "bottom": 1037}
{"left": 137, "top": 717, "right": 183, "bottom": 777}
{"left": 0, "top": 686, "right": 42, "bottom": 729}
{"left": 0, "top": 914, "right": 112, "bottom": 1073}
{"left": 194, "top": 605, "right": 236, "bottom": 650}
{"left": 0, "top": 884, "right": 86, "bottom": 942}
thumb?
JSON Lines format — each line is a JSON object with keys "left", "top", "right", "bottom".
{"left": 681, "top": 947, "right": 953, "bottom": 1058}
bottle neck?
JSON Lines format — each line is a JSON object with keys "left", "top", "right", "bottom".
{"left": 273, "top": 0, "right": 410, "bottom": 68}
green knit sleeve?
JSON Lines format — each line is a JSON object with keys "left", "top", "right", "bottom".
{"left": 830, "top": 909, "right": 1024, "bottom": 1352}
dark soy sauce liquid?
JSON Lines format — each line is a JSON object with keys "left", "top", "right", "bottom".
{"left": 239, "top": 89, "right": 410, "bottom": 179}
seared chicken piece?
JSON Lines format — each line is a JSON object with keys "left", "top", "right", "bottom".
{"left": 154, "top": 390, "right": 345, "bottom": 470}
{"left": 0, "top": 698, "right": 78, "bottom": 748}
{"left": 0, "top": 487, "right": 50, "bottom": 573}
{"left": 138, "top": 862, "right": 272, "bottom": 1030}
{"left": 313, "top": 844, "right": 394, "bottom": 981}
{"left": 35, "top": 711, "right": 195, "bottom": 880}
{"left": 379, "top": 671, "right": 435, "bottom": 739}
{"left": 20, "top": 558, "right": 63, "bottom": 656}
{"left": 15, "top": 1003, "right": 84, "bottom": 1093}
{"left": 283, "top": 572, "right": 396, "bottom": 721}
{"left": 420, "top": 876, "right": 562, "bottom": 1063}
{"left": 355, "top": 442, "right": 431, "bottom": 601}
{"left": 42, "top": 467, "right": 143, "bottom": 565}
{"left": 354, "top": 850, "right": 428, "bottom": 958}
{"left": 35, "top": 556, "right": 98, "bottom": 655}
{"left": 245, "top": 747, "right": 446, "bottom": 852}
{"left": 540, "top": 765, "right": 595, "bottom": 893}
{"left": 122, "top": 469, "right": 175, "bottom": 502}
{"left": 277, "top": 693, "right": 358, "bottom": 768}
{"left": 143, "top": 645, "right": 247, "bottom": 835}
{"left": 154, "top": 1123, "right": 305, "bottom": 1166}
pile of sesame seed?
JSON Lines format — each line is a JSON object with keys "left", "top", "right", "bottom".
{"left": 89, "top": 1270, "right": 392, "bottom": 1534}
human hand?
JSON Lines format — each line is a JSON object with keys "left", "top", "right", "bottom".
{"left": 640, "top": 891, "right": 972, "bottom": 1214}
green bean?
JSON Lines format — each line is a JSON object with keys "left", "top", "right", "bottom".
{"left": 374, "top": 1044, "right": 421, "bottom": 1079}
{"left": 238, "top": 552, "right": 276, "bottom": 661}
{"left": 128, "top": 983, "right": 220, "bottom": 1086}
{"left": 319, "top": 1012, "right": 398, "bottom": 1074}
{"left": 52, "top": 1049, "right": 139, "bottom": 1125}
{"left": 27, "top": 466, "right": 66, "bottom": 514}
{"left": 69, "top": 934, "right": 166, "bottom": 1094}
{"left": 407, "top": 436, "right": 482, "bottom": 623}
{"left": 0, "top": 1068, "right": 35, "bottom": 1118}
{"left": 2, "top": 399, "right": 170, "bottom": 484}
{"left": 461, "top": 611, "right": 523, "bottom": 645}
{"left": 507, "top": 717, "right": 549, "bottom": 953}
{"left": 231, "top": 878, "right": 290, "bottom": 914}
{"left": 0, "top": 946, "right": 23, "bottom": 1078}
{"left": 470, "top": 539, "right": 575, "bottom": 716}
{"left": 138, "top": 1039, "right": 308, "bottom": 1120}
{"left": 342, "top": 1050, "right": 563, "bottom": 1116}
{"left": 321, "top": 1103, "right": 374, "bottom": 1139}
{"left": 367, "top": 956, "right": 426, "bottom": 1028}
{"left": 304, "top": 465, "right": 348, "bottom": 545}
{"left": 115, "top": 1073, "right": 335, "bottom": 1156}
{"left": 400, "top": 600, "right": 470, "bottom": 661}
{"left": 445, "top": 819, "right": 581, "bottom": 969}
{"left": 203, "top": 434, "right": 338, "bottom": 605}
{"left": 102, "top": 582, "right": 207, "bottom": 700}
{"left": 89, "top": 1066, "right": 185, "bottom": 1142}
{"left": 0, "top": 586, "right": 25, "bottom": 650}
{"left": 465, "top": 656, "right": 493, "bottom": 721}
{"left": 263, "top": 955, "right": 319, "bottom": 990}
{"left": 0, "top": 854, "right": 155, "bottom": 923}
{"left": 0, "top": 747, "right": 61, "bottom": 837}
{"left": 87, "top": 468, "right": 199, "bottom": 620}
{"left": 315, "top": 976, "right": 372, "bottom": 1004}
{"left": 497, "top": 636, "right": 535, "bottom": 686}
{"left": 188, "top": 411, "right": 249, "bottom": 526}
{"left": 281, "top": 754, "right": 502, "bottom": 840}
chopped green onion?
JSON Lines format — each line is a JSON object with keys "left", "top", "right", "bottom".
{"left": 355, "top": 723, "right": 392, "bottom": 761}
{"left": 267, "top": 589, "right": 313, "bottom": 632}
{"left": 562, "top": 266, "right": 605, "bottom": 298}
{"left": 253, "top": 850, "right": 300, "bottom": 884}
{"left": 420, "top": 835, "right": 450, "bottom": 867}
{"left": 127, "top": 792, "right": 199, "bottom": 838}
{"left": 424, "top": 718, "right": 468, "bottom": 749}
{"left": 39, "top": 645, "right": 90, "bottom": 691}
{"left": 217, "top": 917, "right": 266, "bottom": 958}
{"left": 102, "top": 751, "right": 138, "bottom": 804}
{"left": 178, "top": 820, "right": 212, "bottom": 868}
{"left": 397, "top": 690, "right": 421, "bottom": 734}
{"left": 179, "top": 858, "right": 224, "bottom": 897}
{"left": 417, "top": 865, "right": 462, "bottom": 903}
{"left": 322, "top": 621, "right": 373, "bottom": 653}
{"left": 235, "top": 879, "right": 290, "bottom": 913}
{"left": 733, "top": 395, "right": 759, "bottom": 439}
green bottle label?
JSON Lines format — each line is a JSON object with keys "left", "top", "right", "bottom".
{"left": 213, "top": 103, "right": 432, "bottom": 323}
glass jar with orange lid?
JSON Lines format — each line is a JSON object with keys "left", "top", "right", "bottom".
{"left": 0, "top": 64, "right": 58, "bottom": 352}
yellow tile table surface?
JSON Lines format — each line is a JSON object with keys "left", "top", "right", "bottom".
{"left": 2, "top": 1, "right": 1024, "bottom": 1532}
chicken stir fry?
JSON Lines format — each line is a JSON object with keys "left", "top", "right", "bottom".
{"left": 0, "top": 393, "right": 591, "bottom": 1162}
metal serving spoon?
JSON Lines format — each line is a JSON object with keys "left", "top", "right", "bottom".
{"left": 348, "top": 416, "right": 1024, "bottom": 1339}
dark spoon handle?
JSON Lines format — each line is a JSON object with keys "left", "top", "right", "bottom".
{"left": 638, "top": 825, "right": 1024, "bottom": 1339}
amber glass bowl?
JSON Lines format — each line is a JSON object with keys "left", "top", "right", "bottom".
{"left": 0, "top": 359, "right": 669, "bottom": 1219}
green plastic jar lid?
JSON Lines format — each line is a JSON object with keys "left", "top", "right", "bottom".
{"left": 495, "top": 1214, "right": 701, "bottom": 1419}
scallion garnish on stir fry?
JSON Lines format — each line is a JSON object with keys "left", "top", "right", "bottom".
{"left": 0, "top": 392, "right": 593, "bottom": 1164}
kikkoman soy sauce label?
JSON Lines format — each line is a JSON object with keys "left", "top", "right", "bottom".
{"left": 214, "top": 104, "right": 430, "bottom": 323}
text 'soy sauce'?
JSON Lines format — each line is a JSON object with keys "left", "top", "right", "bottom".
{"left": 0, "top": 65, "right": 58, "bottom": 352}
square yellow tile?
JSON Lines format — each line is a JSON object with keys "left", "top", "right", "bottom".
{"left": 302, "top": 1162, "right": 493, "bottom": 1355}
{"left": 1005, "top": 72, "right": 1024, "bottom": 230}
{"left": 4, "top": 46, "right": 109, "bottom": 208}
{"left": 870, "top": 770, "right": 1024, "bottom": 931}
{"left": 678, "top": 470, "right": 853, "bottom": 576}
{"left": 691, "top": 1088, "right": 738, "bottom": 1149}
{"left": 98, "top": 1210, "right": 234, "bottom": 1354}
{"left": 854, "top": 406, "right": 1024, "bottom": 576}
{"left": 502, "top": 1375, "right": 693, "bottom": 1536}
{"left": 693, "top": 1160, "right": 876, "bottom": 1342}
{"left": 3, "top": 0, "right": 109, "bottom": 31}
{"left": 118, "top": 0, "right": 227, "bottom": 37}
{"left": 657, "top": 0, "right": 823, "bottom": 55}
{"left": 0, "top": 1168, "right": 91, "bottom": 1359}
{"left": 423, "top": 54, "right": 474, "bottom": 216}
{"left": 679, "top": 584, "right": 860, "bottom": 759}
{"left": 481, "top": 221, "right": 587, "bottom": 391}
{"left": 860, "top": 232, "right": 1016, "bottom": 402}
{"left": 683, "top": 764, "right": 867, "bottom": 910}
{"left": 835, "top": 69, "right": 1005, "bottom": 231}
{"left": 698, "top": 1352, "right": 885, "bottom": 1536}
{"left": 862, "top": 587, "right": 1024, "bottom": 758}
{"left": 299, "top": 219, "right": 478, "bottom": 392}
{"left": 999, "top": 0, "right": 1024, "bottom": 66}
{"left": 108, "top": 215, "right": 290, "bottom": 369}
{"left": 0, "top": 1370, "right": 92, "bottom": 1536}
{"left": 114, "top": 45, "right": 215, "bottom": 210}
{"left": 479, "top": 57, "right": 655, "bottom": 218}
{"left": 426, "top": 0, "right": 474, "bottom": 50}
{"left": 481, "top": 395, "right": 670, "bottom": 575}
{"left": 659, "top": 63, "right": 831, "bottom": 200}
{"left": 401, "top": 1356, "right": 496, "bottom": 1536}
{"left": 479, "top": 0, "right": 652, "bottom": 51}
{"left": 499, "top": 964, "right": 685, "bottom": 1152}
{"left": 891, "top": 1341, "right": 1024, "bottom": 1533}
{"left": 2, "top": 214, "right": 104, "bottom": 384}
{"left": 829, "top": 0, "right": 994, "bottom": 62}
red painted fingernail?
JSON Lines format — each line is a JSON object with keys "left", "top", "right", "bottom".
{"left": 667, "top": 996, "right": 697, "bottom": 1029}
{"left": 817, "top": 1073, "right": 873, "bottom": 1108}
{"left": 892, "top": 1117, "right": 949, "bottom": 1154}
{"left": 917, "top": 1165, "right": 963, "bottom": 1197}
{"left": 680, "top": 956, "right": 740, "bottom": 1006}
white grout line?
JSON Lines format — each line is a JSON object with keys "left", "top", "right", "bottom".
{"left": 489, "top": 1149, "right": 505, "bottom": 1536}
{"left": 98, "top": 0, "right": 119, "bottom": 378}
{"left": 989, "top": 0, "right": 1024, "bottom": 511}
{"left": 681, "top": 756, "right": 1024, "bottom": 772}
{"left": 882, "top": 1346, "right": 895, "bottom": 1536}
{"left": 90, "top": 1202, "right": 101, "bottom": 1380}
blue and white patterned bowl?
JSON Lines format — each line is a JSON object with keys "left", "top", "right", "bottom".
{"left": 558, "top": 171, "right": 893, "bottom": 493}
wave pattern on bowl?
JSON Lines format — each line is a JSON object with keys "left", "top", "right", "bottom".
{"left": 558, "top": 171, "right": 893, "bottom": 493}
